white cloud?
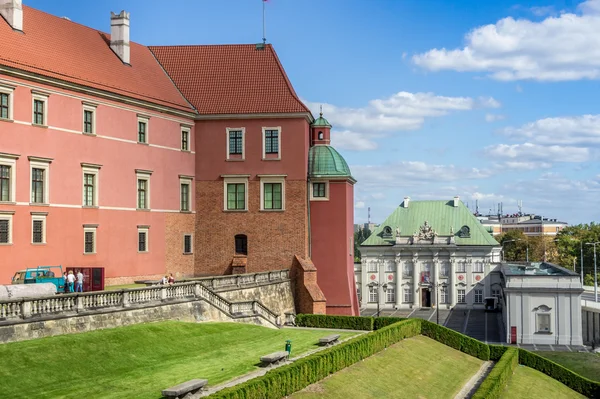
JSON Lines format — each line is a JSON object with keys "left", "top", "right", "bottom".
{"left": 413, "top": 0, "right": 600, "bottom": 81}
{"left": 485, "top": 143, "right": 590, "bottom": 162}
{"left": 371, "top": 192, "right": 386, "bottom": 200}
{"left": 478, "top": 96, "right": 502, "bottom": 109}
{"left": 355, "top": 201, "right": 365, "bottom": 209}
{"left": 485, "top": 113, "right": 506, "bottom": 122}
{"left": 331, "top": 130, "right": 378, "bottom": 151}
{"left": 500, "top": 115, "right": 600, "bottom": 145}
{"left": 530, "top": 6, "right": 557, "bottom": 17}
{"left": 492, "top": 161, "right": 553, "bottom": 170}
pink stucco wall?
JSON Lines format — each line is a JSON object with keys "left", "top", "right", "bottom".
{"left": 310, "top": 179, "right": 359, "bottom": 316}
{"left": 0, "top": 75, "right": 195, "bottom": 284}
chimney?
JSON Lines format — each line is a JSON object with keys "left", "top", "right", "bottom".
{"left": 453, "top": 196, "right": 460, "bottom": 207}
{"left": 110, "top": 11, "right": 130, "bottom": 64}
{"left": 0, "top": 0, "right": 23, "bottom": 31}
{"left": 403, "top": 196, "right": 410, "bottom": 208}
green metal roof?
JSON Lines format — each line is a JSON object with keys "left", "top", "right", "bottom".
{"left": 308, "top": 145, "right": 354, "bottom": 180}
{"left": 362, "top": 200, "right": 499, "bottom": 247}
{"left": 312, "top": 115, "right": 332, "bottom": 127}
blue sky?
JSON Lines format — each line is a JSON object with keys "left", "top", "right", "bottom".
{"left": 28, "top": 0, "right": 600, "bottom": 225}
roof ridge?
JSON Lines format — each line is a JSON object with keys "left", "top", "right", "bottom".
{"left": 149, "top": 43, "right": 262, "bottom": 48}
{"left": 267, "top": 45, "right": 312, "bottom": 115}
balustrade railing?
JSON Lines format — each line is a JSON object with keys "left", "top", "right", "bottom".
{"left": 0, "top": 301, "right": 21, "bottom": 319}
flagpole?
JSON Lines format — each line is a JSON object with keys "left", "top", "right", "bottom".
{"left": 262, "top": 0, "right": 266, "bottom": 44}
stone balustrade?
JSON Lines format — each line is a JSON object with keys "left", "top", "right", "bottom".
{"left": 0, "top": 270, "right": 287, "bottom": 328}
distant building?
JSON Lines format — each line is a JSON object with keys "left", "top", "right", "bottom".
{"left": 477, "top": 214, "right": 567, "bottom": 237}
{"left": 354, "top": 223, "right": 378, "bottom": 233}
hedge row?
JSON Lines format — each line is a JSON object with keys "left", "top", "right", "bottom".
{"left": 420, "top": 320, "right": 490, "bottom": 360}
{"left": 373, "top": 317, "right": 406, "bottom": 330}
{"left": 472, "top": 348, "right": 518, "bottom": 399}
{"left": 295, "top": 314, "right": 374, "bottom": 331}
{"left": 488, "top": 344, "right": 508, "bottom": 361}
{"left": 518, "top": 349, "right": 600, "bottom": 398}
{"left": 209, "top": 318, "right": 421, "bottom": 399}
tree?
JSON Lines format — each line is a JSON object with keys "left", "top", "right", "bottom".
{"left": 584, "top": 274, "right": 595, "bottom": 287}
{"left": 354, "top": 227, "right": 372, "bottom": 263}
{"left": 497, "top": 230, "right": 528, "bottom": 262}
{"left": 555, "top": 223, "right": 600, "bottom": 274}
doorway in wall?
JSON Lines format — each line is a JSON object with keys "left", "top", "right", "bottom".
{"left": 421, "top": 288, "right": 431, "bottom": 308}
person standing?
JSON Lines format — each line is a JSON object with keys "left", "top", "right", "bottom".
{"left": 67, "top": 271, "right": 75, "bottom": 293}
{"left": 168, "top": 273, "right": 175, "bottom": 284}
{"left": 76, "top": 270, "right": 84, "bottom": 292}
{"left": 63, "top": 272, "right": 68, "bottom": 294}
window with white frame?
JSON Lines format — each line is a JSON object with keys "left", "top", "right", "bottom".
{"left": 262, "top": 127, "right": 281, "bottom": 159}
{"left": 137, "top": 116, "right": 149, "bottom": 144}
{"left": 403, "top": 287, "right": 413, "bottom": 303}
{"left": 0, "top": 84, "right": 15, "bottom": 121}
{"left": 138, "top": 226, "right": 149, "bottom": 253}
{"left": 82, "top": 163, "right": 100, "bottom": 207}
{"left": 223, "top": 176, "right": 248, "bottom": 211}
{"left": 82, "top": 103, "right": 96, "bottom": 134}
{"left": 473, "top": 262, "right": 484, "bottom": 273}
{"left": 180, "top": 176, "right": 192, "bottom": 212}
{"left": 31, "top": 213, "right": 47, "bottom": 244}
{"left": 181, "top": 127, "right": 190, "bottom": 151}
{"left": 136, "top": 170, "right": 152, "bottom": 210}
{"left": 0, "top": 211, "right": 13, "bottom": 244}
{"left": 474, "top": 289, "right": 483, "bottom": 304}
{"left": 440, "top": 286, "right": 448, "bottom": 304}
{"left": 457, "top": 289, "right": 466, "bottom": 304}
{"left": 0, "top": 152, "right": 18, "bottom": 203}
{"left": 32, "top": 92, "right": 49, "bottom": 126}
{"left": 310, "top": 181, "right": 329, "bottom": 201}
{"left": 29, "top": 156, "right": 52, "bottom": 204}
{"left": 83, "top": 225, "right": 97, "bottom": 254}
{"left": 368, "top": 285, "right": 378, "bottom": 303}
{"left": 260, "top": 176, "right": 285, "bottom": 211}
{"left": 367, "top": 261, "right": 377, "bottom": 272}
{"left": 536, "top": 313, "right": 551, "bottom": 333}
{"left": 403, "top": 263, "right": 413, "bottom": 277}
{"left": 385, "top": 261, "right": 395, "bottom": 272}
{"left": 183, "top": 234, "right": 193, "bottom": 254}
{"left": 226, "top": 128, "right": 244, "bottom": 160}
{"left": 440, "top": 262, "right": 449, "bottom": 277}
{"left": 456, "top": 262, "right": 466, "bottom": 273}
{"left": 386, "top": 285, "right": 395, "bottom": 303}
{"left": 492, "top": 288, "right": 501, "bottom": 299}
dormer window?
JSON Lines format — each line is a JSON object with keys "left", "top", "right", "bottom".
{"left": 457, "top": 225, "right": 471, "bottom": 238}
{"left": 382, "top": 226, "right": 393, "bottom": 238}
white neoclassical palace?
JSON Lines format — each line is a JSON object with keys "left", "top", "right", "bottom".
{"left": 358, "top": 197, "right": 502, "bottom": 310}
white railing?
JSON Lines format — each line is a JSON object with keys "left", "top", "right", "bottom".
{"left": 0, "top": 301, "right": 21, "bottom": 319}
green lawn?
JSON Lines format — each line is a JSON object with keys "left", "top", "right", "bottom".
{"left": 536, "top": 351, "right": 600, "bottom": 382}
{"left": 0, "top": 321, "right": 357, "bottom": 399}
{"left": 501, "top": 365, "right": 586, "bottom": 399}
{"left": 291, "top": 335, "right": 483, "bottom": 399}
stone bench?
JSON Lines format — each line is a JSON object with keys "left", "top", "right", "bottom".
{"left": 319, "top": 334, "right": 340, "bottom": 346}
{"left": 260, "top": 351, "right": 288, "bottom": 367}
{"left": 161, "top": 379, "right": 208, "bottom": 399}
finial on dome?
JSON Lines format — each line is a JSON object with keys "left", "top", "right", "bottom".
{"left": 319, "top": 104, "right": 323, "bottom": 118}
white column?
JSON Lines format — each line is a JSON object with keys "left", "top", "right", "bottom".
{"left": 395, "top": 255, "right": 402, "bottom": 308}
{"left": 433, "top": 255, "right": 439, "bottom": 306}
{"left": 412, "top": 254, "right": 419, "bottom": 307}
{"left": 379, "top": 258, "right": 386, "bottom": 310}
{"left": 450, "top": 257, "right": 456, "bottom": 307}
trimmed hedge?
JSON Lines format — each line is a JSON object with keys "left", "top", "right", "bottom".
{"left": 420, "top": 320, "right": 490, "bottom": 361}
{"left": 489, "top": 344, "right": 508, "bottom": 361}
{"left": 518, "top": 349, "right": 600, "bottom": 398}
{"left": 295, "top": 314, "right": 374, "bottom": 331}
{"left": 209, "top": 318, "right": 421, "bottom": 398}
{"left": 472, "top": 348, "right": 518, "bottom": 399}
{"left": 373, "top": 317, "right": 406, "bottom": 330}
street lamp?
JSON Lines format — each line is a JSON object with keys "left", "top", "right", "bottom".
{"left": 559, "top": 237, "right": 584, "bottom": 283}
{"left": 504, "top": 239, "right": 529, "bottom": 262}
{"left": 368, "top": 281, "right": 388, "bottom": 317}
{"left": 435, "top": 282, "right": 443, "bottom": 325}
{"left": 585, "top": 242, "right": 599, "bottom": 302}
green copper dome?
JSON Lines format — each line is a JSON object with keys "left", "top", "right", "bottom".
{"left": 308, "top": 145, "right": 354, "bottom": 181}
{"left": 312, "top": 114, "right": 332, "bottom": 127}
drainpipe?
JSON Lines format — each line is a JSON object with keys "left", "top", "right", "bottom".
{"left": 307, "top": 177, "right": 312, "bottom": 258}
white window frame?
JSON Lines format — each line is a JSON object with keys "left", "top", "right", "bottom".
{"left": 259, "top": 175, "right": 286, "bottom": 211}
{"left": 0, "top": 84, "right": 15, "bottom": 121}
{"left": 179, "top": 176, "right": 193, "bottom": 212}
{"left": 137, "top": 115, "right": 149, "bottom": 144}
{"left": 0, "top": 152, "right": 18, "bottom": 203}
{"left": 403, "top": 263, "right": 413, "bottom": 277}
{"left": 386, "top": 284, "right": 395, "bottom": 303}
{"left": 82, "top": 163, "right": 101, "bottom": 207}
{"left": 31, "top": 212, "right": 47, "bottom": 244}
{"left": 135, "top": 170, "right": 152, "bottom": 210}
{"left": 536, "top": 313, "right": 551, "bottom": 333}
{"left": 440, "top": 262, "right": 449, "bottom": 277}
{"left": 456, "top": 262, "right": 466, "bottom": 273}
{"left": 403, "top": 287, "right": 413, "bottom": 303}
{"left": 474, "top": 289, "right": 483, "bottom": 304}
{"left": 83, "top": 225, "right": 97, "bottom": 254}
{"left": 183, "top": 233, "right": 193, "bottom": 255}
{"left": 138, "top": 226, "right": 149, "bottom": 253}
{"left": 367, "top": 261, "right": 377, "bottom": 272}
{"left": 457, "top": 289, "right": 466, "bottom": 304}
{"left": 29, "top": 156, "right": 52, "bottom": 205}
{"left": 473, "top": 262, "right": 484, "bottom": 273}
{"left": 262, "top": 126, "right": 281, "bottom": 160}
{"left": 0, "top": 211, "right": 14, "bottom": 245}
{"left": 385, "top": 261, "right": 395, "bottom": 272}
{"left": 310, "top": 180, "right": 329, "bottom": 201}
{"left": 181, "top": 127, "right": 191, "bottom": 152}
{"left": 368, "top": 286, "right": 378, "bottom": 303}
{"left": 226, "top": 127, "right": 245, "bottom": 160}
{"left": 32, "top": 92, "right": 49, "bottom": 126}
{"left": 440, "top": 286, "right": 448, "bottom": 304}
{"left": 492, "top": 289, "right": 501, "bottom": 299}
{"left": 223, "top": 175, "right": 249, "bottom": 211}
{"left": 82, "top": 103, "right": 97, "bottom": 135}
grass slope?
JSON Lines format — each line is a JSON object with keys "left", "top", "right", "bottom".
{"left": 536, "top": 351, "right": 600, "bottom": 382}
{"left": 501, "top": 365, "right": 586, "bottom": 399}
{"left": 291, "top": 335, "right": 483, "bottom": 399}
{"left": 0, "top": 321, "right": 356, "bottom": 399}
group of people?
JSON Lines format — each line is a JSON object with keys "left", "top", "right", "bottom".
{"left": 160, "top": 273, "right": 176, "bottom": 285}
{"left": 62, "top": 270, "right": 84, "bottom": 293}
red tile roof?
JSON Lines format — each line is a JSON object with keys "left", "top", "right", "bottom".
{"left": 149, "top": 44, "right": 310, "bottom": 115}
{"left": 0, "top": 7, "right": 192, "bottom": 112}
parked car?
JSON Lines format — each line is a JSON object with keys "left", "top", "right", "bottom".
{"left": 11, "top": 265, "right": 65, "bottom": 292}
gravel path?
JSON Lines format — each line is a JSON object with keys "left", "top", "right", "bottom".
{"left": 454, "top": 360, "right": 495, "bottom": 399}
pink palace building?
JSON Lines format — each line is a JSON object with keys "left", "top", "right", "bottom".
{"left": 0, "top": 1, "right": 359, "bottom": 315}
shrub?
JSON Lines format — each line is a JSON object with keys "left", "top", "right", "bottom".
{"left": 489, "top": 344, "right": 508, "bottom": 361}
{"left": 209, "top": 319, "right": 421, "bottom": 398}
{"left": 472, "top": 348, "right": 518, "bottom": 399}
{"left": 295, "top": 314, "right": 374, "bottom": 331}
{"left": 373, "top": 317, "right": 405, "bottom": 330}
{"left": 518, "top": 349, "right": 600, "bottom": 398}
{"left": 420, "top": 320, "right": 490, "bottom": 360}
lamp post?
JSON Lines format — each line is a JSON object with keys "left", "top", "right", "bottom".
{"left": 435, "top": 282, "right": 442, "bottom": 325}
{"left": 368, "top": 281, "right": 388, "bottom": 317}
{"left": 585, "top": 242, "right": 599, "bottom": 302}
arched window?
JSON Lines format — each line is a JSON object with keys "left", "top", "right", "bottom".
{"left": 318, "top": 131, "right": 324, "bottom": 140}
{"left": 235, "top": 234, "right": 247, "bottom": 255}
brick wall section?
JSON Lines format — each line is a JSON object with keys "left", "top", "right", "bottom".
{"left": 195, "top": 179, "right": 309, "bottom": 275}
{"left": 165, "top": 213, "right": 196, "bottom": 278}
{"left": 290, "top": 255, "right": 326, "bottom": 314}
{"left": 105, "top": 274, "right": 164, "bottom": 286}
